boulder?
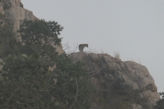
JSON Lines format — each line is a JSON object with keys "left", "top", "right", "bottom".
{"left": 70, "top": 52, "right": 160, "bottom": 109}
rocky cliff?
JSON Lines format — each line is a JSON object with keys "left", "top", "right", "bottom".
{"left": 0, "top": 0, "right": 64, "bottom": 54}
{"left": 0, "top": 0, "right": 160, "bottom": 109}
{"left": 0, "top": 0, "right": 37, "bottom": 31}
{"left": 70, "top": 53, "right": 160, "bottom": 109}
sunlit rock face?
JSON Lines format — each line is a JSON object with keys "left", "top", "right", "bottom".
{"left": 70, "top": 53, "right": 160, "bottom": 109}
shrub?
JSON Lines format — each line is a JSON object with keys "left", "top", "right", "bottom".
{"left": 0, "top": 20, "right": 92, "bottom": 109}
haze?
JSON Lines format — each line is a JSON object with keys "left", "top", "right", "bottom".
{"left": 22, "top": 0, "right": 164, "bottom": 91}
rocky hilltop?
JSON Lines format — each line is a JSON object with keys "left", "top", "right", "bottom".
{"left": 70, "top": 53, "right": 160, "bottom": 109}
{"left": 0, "top": 0, "right": 160, "bottom": 109}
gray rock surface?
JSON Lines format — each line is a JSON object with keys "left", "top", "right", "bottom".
{"left": 70, "top": 52, "right": 160, "bottom": 109}
{"left": 0, "top": 0, "right": 37, "bottom": 31}
{"left": 0, "top": 0, "right": 64, "bottom": 54}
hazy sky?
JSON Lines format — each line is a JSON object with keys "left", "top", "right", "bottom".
{"left": 22, "top": 0, "right": 164, "bottom": 91}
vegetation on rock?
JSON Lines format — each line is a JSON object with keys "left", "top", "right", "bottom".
{"left": 0, "top": 19, "right": 92, "bottom": 109}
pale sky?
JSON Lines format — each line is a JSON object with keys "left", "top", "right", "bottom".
{"left": 22, "top": 0, "right": 164, "bottom": 91}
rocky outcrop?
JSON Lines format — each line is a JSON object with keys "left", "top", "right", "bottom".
{"left": 0, "top": 1, "right": 160, "bottom": 108}
{"left": 70, "top": 53, "right": 160, "bottom": 109}
{"left": 0, "top": 0, "right": 37, "bottom": 43}
{"left": 0, "top": 0, "right": 64, "bottom": 54}
{"left": 0, "top": 0, "right": 37, "bottom": 31}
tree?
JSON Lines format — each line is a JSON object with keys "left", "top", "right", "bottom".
{"left": 0, "top": 20, "right": 92, "bottom": 109}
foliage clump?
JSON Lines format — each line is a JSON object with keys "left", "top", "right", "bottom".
{"left": 19, "top": 20, "right": 63, "bottom": 45}
{"left": 0, "top": 20, "right": 92, "bottom": 109}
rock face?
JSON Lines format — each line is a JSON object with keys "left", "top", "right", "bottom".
{"left": 70, "top": 53, "right": 160, "bottom": 109}
{"left": 0, "top": 0, "right": 64, "bottom": 54}
{"left": 0, "top": 0, "right": 37, "bottom": 31}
